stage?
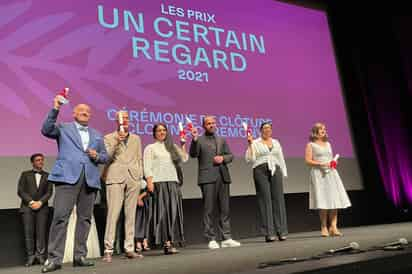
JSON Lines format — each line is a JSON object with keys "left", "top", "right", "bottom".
{"left": 2, "top": 222, "right": 412, "bottom": 274}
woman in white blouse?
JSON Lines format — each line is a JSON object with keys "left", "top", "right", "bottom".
{"left": 245, "top": 122, "right": 288, "bottom": 242}
{"left": 144, "top": 123, "right": 188, "bottom": 254}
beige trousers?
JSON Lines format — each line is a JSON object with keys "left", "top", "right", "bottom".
{"left": 104, "top": 174, "right": 140, "bottom": 253}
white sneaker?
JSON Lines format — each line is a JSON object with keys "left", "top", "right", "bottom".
{"left": 208, "top": 240, "right": 220, "bottom": 249}
{"left": 221, "top": 239, "right": 241, "bottom": 248}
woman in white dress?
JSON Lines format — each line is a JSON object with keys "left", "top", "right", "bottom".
{"left": 62, "top": 205, "right": 100, "bottom": 263}
{"left": 305, "top": 123, "right": 351, "bottom": 237}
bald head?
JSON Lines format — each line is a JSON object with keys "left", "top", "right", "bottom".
{"left": 73, "top": 104, "right": 91, "bottom": 125}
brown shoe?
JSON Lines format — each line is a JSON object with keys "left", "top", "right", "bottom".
{"left": 102, "top": 252, "right": 112, "bottom": 263}
{"left": 125, "top": 251, "right": 143, "bottom": 259}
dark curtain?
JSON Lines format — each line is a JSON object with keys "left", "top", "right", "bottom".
{"left": 327, "top": 7, "right": 412, "bottom": 212}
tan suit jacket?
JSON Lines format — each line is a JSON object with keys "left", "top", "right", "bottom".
{"left": 103, "top": 131, "right": 143, "bottom": 184}
{"left": 103, "top": 131, "right": 143, "bottom": 253}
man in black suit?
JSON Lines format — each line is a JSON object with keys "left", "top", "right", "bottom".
{"left": 189, "top": 116, "right": 241, "bottom": 249}
{"left": 17, "top": 153, "right": 53, "bottom": 266}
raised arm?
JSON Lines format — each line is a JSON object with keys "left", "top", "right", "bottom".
{"left": 189, "top": 138, "right": 200, "bottom": 158}
{"left": 189, "top": 126, "right": 200, "bottom": 158}
{"left": 175, "top": 143, "right": 189, "bottom": 163}
{"left": 41, "top": 96, "right": 63, "bottom": 139}
{"left": 41, "top": 108, "right": 61, "bottom": 139}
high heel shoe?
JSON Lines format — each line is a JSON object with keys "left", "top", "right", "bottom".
{"left": 321, "top": 227, "right": 330, "bottom": 237}
{"left": 142, "top": 241, "right": 151, "bottom": 251}
{"left": 329, "top": 228, "right": 343, "bottom": 237}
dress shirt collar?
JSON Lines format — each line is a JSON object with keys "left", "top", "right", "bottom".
{"left": 75, "top": 121, "right": 88, "bottom": 131}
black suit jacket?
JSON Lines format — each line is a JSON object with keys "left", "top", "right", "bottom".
{"left": 17, "top": 170, "right": 53, "bottom": 212}
{"left": 189, "top": 135, "right": 233, "bottom": 185}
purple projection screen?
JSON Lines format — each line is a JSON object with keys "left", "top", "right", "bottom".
{"left": 0, "top": 0, "right": 353, "bottom": 157}
{"left": 0, "top": 0, "right": 363, "bottom": 206}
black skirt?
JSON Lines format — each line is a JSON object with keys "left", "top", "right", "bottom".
{"left": 135, "top": 193, "right": 153, "bottom": 240}
{"left": 150, "top": 181, "right": 185, "bottom": 245}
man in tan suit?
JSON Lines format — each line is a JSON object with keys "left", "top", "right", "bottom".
{"left": 102, "top": 111, "right": 143, "bottom": 262}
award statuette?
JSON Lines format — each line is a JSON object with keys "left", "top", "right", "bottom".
{"left": 118, "top": 111, "right": 125, "bottom": 133}
{"left": 178, "top": 122, "right": 186, "bottom": 143}
{"left": 330, "top": 154, "right": 340, "bottom": 169}
{"left": 242, "top": 122, "right": 252, "bottom": 137}
{"left": 57, "top": 88, "right": 69, "bottom": 105}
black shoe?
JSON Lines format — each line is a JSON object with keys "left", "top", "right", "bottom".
{"left": 73, "top": 257, "right": 94, "bottom": 267}
{"left": 25, "top": 255, "right": 36, "bottom": 267}
{"left": 164, "top": 245, "right": 179, "bottom": 255}
{"left": 41, "top": 261, "right": 62, "bottom": 273}
{"left": 265, "top": 236, "right": 276, "bottom": 242}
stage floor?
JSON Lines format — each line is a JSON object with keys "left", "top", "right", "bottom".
{"left": 2, "top": 222, "right": 412, "bottom": 274}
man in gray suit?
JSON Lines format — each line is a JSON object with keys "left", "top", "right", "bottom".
{"left": 102, "top": 111, "right": 143, "bottom": 262}
{"left": 189, "top": 116, "right": 241, "bottom": 249}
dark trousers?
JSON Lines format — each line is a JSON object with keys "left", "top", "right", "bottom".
{"left": 135, "top": 196, "right": 152, "bottom": 241}
{"left": 200, "top": 173, "right": 231, "bottom": 241}
{"left": 253, "top": 164, "right": 288, "bottom": 237}
{"left": 47, "top": 170, "right": 97, "bottom": 265}
{"left": 21, "top": 206, "right": 49, "bottom": 259}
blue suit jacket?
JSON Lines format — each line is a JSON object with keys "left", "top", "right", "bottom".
{"left": 41, "top": 109, "right": 108, "bottom": 189}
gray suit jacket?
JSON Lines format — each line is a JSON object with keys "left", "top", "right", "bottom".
{"left": 189, "top": 135, "right": 233, "bottom": 185}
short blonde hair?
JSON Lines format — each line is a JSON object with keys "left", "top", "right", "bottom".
{"left": 309, "top": 122, "right": 328, "bottom": 142}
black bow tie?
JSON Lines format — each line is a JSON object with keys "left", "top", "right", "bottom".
{"left": 33, "top": 171, "right": 42, "bottom": 175}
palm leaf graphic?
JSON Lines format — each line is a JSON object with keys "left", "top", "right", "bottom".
{"left": 0, "top": 0, "right": 178, "bottom": 119}
{"left": 0, "top": 0, "right": 31, "bottom": 27}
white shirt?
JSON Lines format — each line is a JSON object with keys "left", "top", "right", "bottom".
{"left": 144, "top": 141, "right": 188, "bottom": 183}
{"left": 75, "top": 122, "right": 90, "bottom": 150}
{"left": 245, "top": 137, "right": 288, "bottom": 177}
{"left": 34, "top": 171, "right": 42, "bottom": 188}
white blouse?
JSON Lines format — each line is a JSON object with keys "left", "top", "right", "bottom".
{"left": 143, "top": 141, "right": 188, "bottom": 183}
{"left": 245, "top": 137, "right": 287, "bottom": 177}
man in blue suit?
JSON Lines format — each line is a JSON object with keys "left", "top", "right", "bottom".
{"left": 41, "top": 96, "right": 108, "bottom": 273}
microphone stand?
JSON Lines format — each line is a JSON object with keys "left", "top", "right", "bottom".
{"left": 258, "top": 247, "right": 364, "bottom": 269}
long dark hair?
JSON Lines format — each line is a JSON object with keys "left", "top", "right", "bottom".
{"left": 152, "top": 123, "right": 181, "bottom": 165}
